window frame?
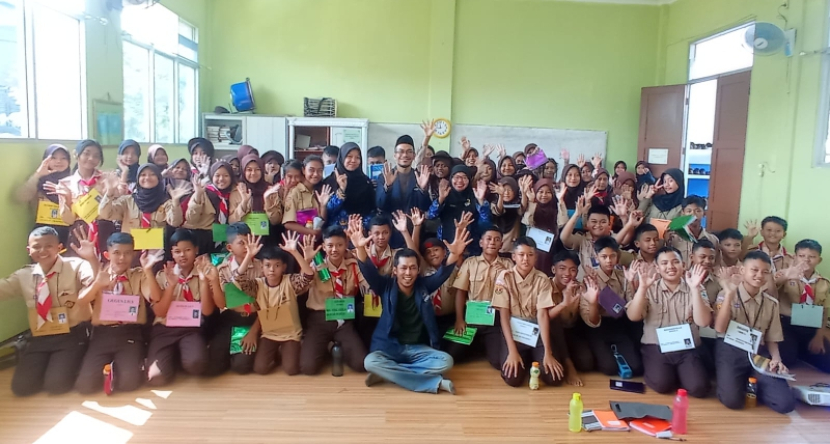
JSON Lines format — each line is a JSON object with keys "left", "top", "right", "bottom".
{"left": 0, "top": 0, "right": 88, "bottom": 142}
{"left": 688, "top": 22, "right": 755, "bottom": 83}
{"left": 121, "top": 15, "right": 199, "bottom": 145}
{"left": 814, "top": 3, "right": 830, "bottom": 168}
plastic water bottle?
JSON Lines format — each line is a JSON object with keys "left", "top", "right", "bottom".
{"left": 745, "top": 377, "right": 758, "bottom": 408}
{"left": 331, "top": 342, "right": 344, "bottom": 377}
{"left": 568, "top": 393, "right": 583, "bottom": 433}
{"left": 671, "top": 389, "right": 688, "bottom": 435}
{"left": 529, "top": 362, "right": 540, "bottom": 390}
{"left": 314, "top": 252, "right": 331, "bottom": 282}
{"left": 103, "top": 363, "right": 113, "bottom": 395}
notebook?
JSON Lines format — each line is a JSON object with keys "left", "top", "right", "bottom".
{"left": 593, "top": 410, "right": 629, "bottom": 431}
{"left": 629, "top": 418, "right": 671, "bottom": 437}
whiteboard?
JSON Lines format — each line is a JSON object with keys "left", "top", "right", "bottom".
{"left": 450, "top": 124, "right": 607, "bottom": 165}
{"left": 369, "top": 122, "right": 606, "bottom": 168}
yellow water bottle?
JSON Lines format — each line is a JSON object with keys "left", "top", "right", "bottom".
{"left": 569, "top": 393, "right": 583, "bottom": 433}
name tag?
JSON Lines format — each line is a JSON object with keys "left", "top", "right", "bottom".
{"left": 325, "top": 297, "right": 356, "bottom": 321}
{"left": 244, "top": 212, "right": 270, "bottom": 236}
{"left": 72, "top": 188, "right": 101, "bottom": 224}
{"left": 791, "top": 304, "right": 824, "bottom": 329}
{"left": 656, "top": 323, "right": 695, "bottom": 353}
{"left": 510, "top": 317, "right": 540, "bottom": 347}
{"left": 526, "top": 227, "right": 555, "bottom": 253}
{"left": 131, "top": 228, "right": 164, "bottom": 250}
{"left": 99, "top": 293, "right": 140, "bottom": 323}
{"left": 363, "top": 293, "right": 382, "bottom": 318}
{"left": 35, "top": 199, "right": 68, "bottom": 226}
{"left": 166, "top": 301, "right": 202, "bottom": 327}
{"left": 465, "top": 301, "right": 495, "bottom": 326}
{"left": 724, "top": 320, "right": 762, "bottom": 354}
{"left": 28, "top": 307, "right": 70, "bottom": 336}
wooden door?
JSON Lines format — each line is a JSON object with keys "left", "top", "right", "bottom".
{"left": 637, "top": 85, "right": 687, "bottom": 179}
{"left": 707, "top": 71, "right": 751, "bottom": 232}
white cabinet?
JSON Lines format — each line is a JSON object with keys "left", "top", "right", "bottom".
{"left": 287, "top": 117, "right": 369, "bottom": 171}
{"left": 201, "top": 113, "right": 288, "bottom": 157}
{"left": 245, "top": 116, "right": 288, "bottom": 154}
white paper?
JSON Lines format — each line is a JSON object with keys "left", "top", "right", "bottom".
{"left": 656, "top": 323, "right": 695, "bottom": 353}
{"left": 791, "top": 303, "right": 824, "bottom": 329}
{"left": 647, "top": 148, "right": 669, "bottom": 165}
{"left": 699, "top": 326, "right": 717, "bottom": 339}
{"left": 724, "top": 320, "right": 761, "bottom": 354}
{"left": 510, "top": 317, "right": 540, "bottom": 347}
{"left": 343, "top": 128, "right": 362, "bottom": 144}
{"left": 526, "top": 227, "right": 555, "bottom": 253}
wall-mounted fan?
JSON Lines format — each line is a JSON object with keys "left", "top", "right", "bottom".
{"left": 744, "top": 22, "right": 797, "bottom": 57}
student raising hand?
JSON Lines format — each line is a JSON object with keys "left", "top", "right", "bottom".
{"left": 279, "top": 230, "right": 301, "bottom": 252}
{"left": 382, "top": 162, "right": 397, "bottom": 188}
{"left": 408, "top": 207, "right": 425, "bottom": 227}
{"left": 416, "top": 164, "right": 431, "bottom": 191}
{"left": 315, "top": 184, "right": 334, "bottom": 207}
{"left": 637, "top": 183, "right": 655, "bottom": 201}
{"left": 473, "top": 180, "right": 488, "bottom": 205}
{"left": 392, "top": 210, "right": 409, "bottom": 234}
{"left": 334, "top": 169, "right": 348, "bottom": 192}
{"left": 454, "top": 211, "right": 474, "bottom": 232}
{"left": 686, "top": 264, "right": 707, "bottom": 288}
{"left": 437, "top": 179, "right": 451, "bottom": 204}
{"left": 582, "top": 275, "right": 600, "bottom": 305}
{"left": 638, "top": 266, "right": 660, "bottom": 289}
{"left": 69, "top": 223, "right": 97, "bottom": 264}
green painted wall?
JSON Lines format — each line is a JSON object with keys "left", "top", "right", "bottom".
{"left": 658, "top": 0, "right": 830, "bottom": 274}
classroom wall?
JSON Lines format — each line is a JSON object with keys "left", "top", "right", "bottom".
{"left": 657, "top": 0, "right": 830, "bottom": 274}
{"left": 0, "top": 0, "right": 209, "bottom": 342}
{"left": 206, "top": 0, "right": 660, "bottom": 160}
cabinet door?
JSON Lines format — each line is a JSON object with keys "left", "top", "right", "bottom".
{"left": 246, "top": 117, "right": 288, "bottom": 156}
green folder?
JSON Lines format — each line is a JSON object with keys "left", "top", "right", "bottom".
{"left": 230, "top": 326, "right": 252, "bottom": 355}
{"left": 244, "top": 213, "right": 270, "bottom": 236}
{"left": 224, "top": 282, "right": 255, "bottom": 309}
{"left": 212, "top": 224, "right": 227, "bottom": 243}
{"left": 667, "top": 214, "right": 696, "bottom": 242}
{"left": 210, "top": 252, "right": 229, "bottom": 267}
{"left": 443, "top": 327, "right": 477, "bottom": 345}
{"left": 325, "top": 297, "right": 356, "bottom": 321}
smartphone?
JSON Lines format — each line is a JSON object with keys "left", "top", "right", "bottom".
{"left": 610, "top": 379, "right": 646, "bottom": 394}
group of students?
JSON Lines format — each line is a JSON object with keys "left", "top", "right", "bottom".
{"left": 2, "top": 122, "right": 828, "bottom": 414}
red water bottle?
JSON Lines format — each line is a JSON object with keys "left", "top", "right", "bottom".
{"left": 103, "top": 363, "right": 114, "bottom": 395}
{"left": 671, "top": 388, "right": 688, "bottom": 435}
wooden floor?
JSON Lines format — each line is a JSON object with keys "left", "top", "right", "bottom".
{"left": 0, "top": 361, "right": 829, "bottom": 444}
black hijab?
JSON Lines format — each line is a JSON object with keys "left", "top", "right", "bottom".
{"left": 323, "top": 142, "right": 375, "bottom": 216}
{"left": 133, "top": 164, "right": 169, "bottom": 214}
{"left": 560, "top": 164, "right": 585, "bottom": 209}
{"left": 118, "top": 139, "right": 141, "bottom": 184}
{"left": 39, "top": 144, "right": 72, "bottom": 204}
{"left": 636, "top": 160, "right": 656, "bottom": 187}
{"left": 73, "top": 139, "right": 104, "bottom": 173}
{"left": 442, "top": 165, "right": 476, "bottom": 225}
{"left": 166, "top": 158, "right": 193, "bottom": 190}
{"left": 188, "top": 137, "right": 215, "bottom": 164}
{"left": 652, "top": 168, "right": 685, "bottom": 213}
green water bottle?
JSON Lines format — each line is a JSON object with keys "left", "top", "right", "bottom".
{"left": 569, "top": 393, "right": 583, "bottom": 433}
{"left": 314, "top": 252, "right": 330, "bottom": 282}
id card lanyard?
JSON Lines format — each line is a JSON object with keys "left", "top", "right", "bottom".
{"left": 738, "top": 294, "right": 764, "bottom": 330}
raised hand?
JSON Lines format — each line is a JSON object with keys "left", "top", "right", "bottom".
{"left": 93, "top": 268, "right": 114, "bottom": 290}
{"left": 264, "top": 182, "right": 282, "bottom": 200}
{"left": 300, "top": 231, "right": 321, "bottom": 261}
{"left": 744, "top": 219, "right": 760, "bottom": 238}
{"left": 781, "top": 261, "right": 809, "bottom": 281}
{"left": 382, "top": 162, "right": 397, "bottom": 187}
{"left": 280, "top": 231, "right": 301, "bottom": 252}
{"left": 408, "top": 207, "right": 425, "bottom": 227}
{"left": 639, "top": 184, "right": 656, "bottom": 200}
{"left": 488, "top": 182, "right": 505, "bottom": 196}
{"left": 575, "top": 195, "right": 590, "bottom": 216}
{"left": 348, "top": 222, "right": 371, "bottom": 249}
{"left": 560, "top": 149, "right": 570, "bottom": 162}
{"left": 193, "top": 153, "right": 210, "bottom": 176}
{"left": 583, "top": 183, "right": 598, "bottom": 200}
{"left": 582, "top": 276, "right": 600, "bottom": 304}
{"left": 70, "top": 224, "right": 96, "bottom": 261}
{"left": 438, "top": 179, "right": 451, "bottom": 203}
{"left": 392, "top": 210, "right": 409, "bottom": 233}
{"left": 591, "top": 152, "right": 603, "bottom": 168}
{"left": 445, "top": 226, "right": 473, "bottom": 257}
{"left": 474, "top": 180, "right": 488, "bottom": 204}
{"left": 638, "top": 267, "right": 660, "bottom": 289}
{"left": 43, "top": 181, "right": 73, "bottom": 203}
{"left": 140, "top": 249, "right": 164, "bottom": 270}
{"left": 624, "top": 261, "right": 641, "bottom": 283}
{"left": 564, "top": 281, "right": 581, "bottom": 308}
{"left": 191, "top": 174, "right": 205, "bottom": 196}
{"left": 610, "top": 195, "right": 628, "bottom": 218}
{"left": 652, "top": 178, "right": 664, "bottom": 193}
{"left": 421, "top": 119, "right": 436, "bottom": 138}
{"left": 626, "top": 210, "right": 644, "bottom": 228}
{"left": 35, "top": 157, "right": 55, "bottom": 177}
{"left": 716, "top": 266, "right": 741, "bottom": 292}
{"left": 454, "top": 211, "right": 474, "bottom": 232}
{"left": 481, "top": 144, "right": 495, "bottom": 159}
{"left": 237, "top": 183, "right": 252, "bottom": 203}
{"left": 460, "top": 136, "right": 471, "bottom": 153}
{"left": 555, "top": 183, "right": 567, "bottom": 203}
{"left": 315, "top": 184, "right": 333, "bottom": 207}
{"left": 245, "top": 234, "right": 263, "bottom": 259}
{"left": 168, "top": 182, "right": 193, "bottom": 202}
{"left": 347, "top": 214, "right": 362, "bottom": 231}
{"left": 686, "top": 264, "right": 707, "bottom": 288}
{"left": 576, "top": 153, "right": 585, "bottom": 168}
{"left": 416, "top": 164, "right": 431, "bottom": 190}
{"left": 497, "top": 144, "right": 507, "bottom": 159}
{"left": 334, "top": 170, "right": 348, "bottom": 191}
{"left": 163, "top": 261, "right": 177, "bottom": 282}
{"left": 518, "top": 175, "right": 533, "bottom": 194}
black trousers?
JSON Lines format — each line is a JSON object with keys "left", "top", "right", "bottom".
{"left": 75, "top": 324, "right": 145, "bottom": 394}
{"left": 205, "top": 310, "right": 257, "bottom": 376}
{"left": 565, "top": 319, "right": 595, "bottom": 372}
{"left": 12, "top": 324, "right": 90, "bottom": 397}
{"left": 299, "top": 311, "right": 367, "bottom": 375}
{"left": 779, "top": 315, "right": 830, "bottom": 373}
{"left": 641, "top": 344, "right": 709, "bottom": 398}
{"left": 715, "top": 339, "right": 796, "bottom": 414}
{"left": 146, "top": 324, "right": 208, "bottom": 386}
{"left": 585, "top": 316, "right": 644, "bottom": 377}
{"left": 443, "top": 311, "right": 503, "bottom": 370}
{"left": 499, "top": 332, "right": 566, "bottom": 388}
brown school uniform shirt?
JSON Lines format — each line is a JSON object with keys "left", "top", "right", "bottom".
{"left": 568, "top": 232, "right": 634, "bottom": 274}
{"left": 366, "top": 244, "right": 398, "bottom": 277}
{"left": 702, "top": 274, "right": 722, "bottom": 305}
{"left": 714, "top": 283, "right": 784, "bottom": 344}
{"left": 491, "top": 268, "right": 554, "bottom": 322}
{"left": 58, "top": 171, "right": 107, "bottom": 226}
{"left": 184, "top": 188, "right": 244, "bottom": 230}
{"left": 154, "top": 269, "right": 205, "bottom": 326}
{"left": 550, "top": 280, "right": 581, "bottom": 328}
{"left": 282, "top": 182, "right": 319, "bottom": 224}
{"left": 15, "top": 174, "right": 51, "bottom": 213}
{"left": 83, "top": 266, "right": 151, "bottom": 326}
{"left": 217, "top": 257, "right": 263, "bottom": 286}
{"left": 745, "top": 242, "right": 793, "bottom": 298}
{"left": 237, "top": 274, "right": 312, "bottom": 342}
{"left": 637, "top": 197, "right": 682, "bottom": 223}
{"left": 98, "top": 195, "right": 183, "bottom": 231}
{"left": 230, "top": 191, "right": 283, "bottom": 225}
{"left": 778, "top": 272, "right": 830, "bottom": 317}
{"left": 452, "top": 255, "right": 514, "bottom": 303}
{"left": 306, "top": 258, "right": 367, "bottom": 311}
{"left": 666, "top": 228, "right": 720, "bottom": 266}
{"left": 423, "top": 265, "right": 458, "bottom": 317}
{"left": 632, "top": 279, "right": 712, "bottom": 346}
{"left": 579, "top": 267, "right": 633, "bottom": 327}
{"left": 0, "top": 256, "right": 94, "bottom": 329}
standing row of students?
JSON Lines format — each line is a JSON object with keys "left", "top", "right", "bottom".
{"left": 4, "top": 130, "right": 828, "bottom": 414}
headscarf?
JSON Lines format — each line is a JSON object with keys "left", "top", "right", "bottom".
{"left": 496, "top": 176, "right": 522, "bottom": 236}
{"left": 237, "top": 145, "right": 258, "bottom": 162}
{"left": 73, "top": 139, "right": 103, "bottom": 173}
{"left": 652, "top": 168, "right": 685, "bottom": 213}
{"left": 166, "top": 158, "right": 193, "bottom": 189}
{"left": 614, "top": 170, "right": 637, "bottom": 197}
{"left": 560, "top": 164, "right": 584, "bottom": 209}
{"left": 591, "top": 168, "right": 613, "bottom": 207}
{"left": 133, "top": 164, "right": 169, "bottom": 214}
{"left": 441, "top": 165, "right": 477, "bottom": 236}
{"left": 512, "top": 151, "right": 526, "bottom": 163}
{"left": 636, "top": 160, "right": 656, "bottom": 188}
{"left": 429, "top": 152, "right": 453, "bottom": 199}
{"left": 39, "top": 144, "right": 72, "bottom": 204}
{"left": 147, "top": 144, "right": 168, "bottom": 170}
{"left": 323, "top": 142, "right": 375, "bottom": 216}
{"left": 239, "top": 154, "right": 268, "bottom": 212}
{"left": 532, "top": 179, "right": 559, "bottom": 233}
{"left": 261, "top": 150, "right": 284, "bottom": 183}
{"left": 117, "top": 140, "right": 141, "bottom": 184}
{"left": 187, "top": 137, "right": 215, "bottom": 164}
{"left": 497, "top": 156, "right": 517, "bottom": 179}
{"left": 206, "top": 161, "right": 236, "bottom": 222}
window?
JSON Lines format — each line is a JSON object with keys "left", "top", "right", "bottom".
{"left": 815, "top": 8, "right": 830, "bottom": 166}
{"left": 689, "top": 23, "right": 754, "bottom": 81}
{"left": 122, "top": 3, "right": 198, "bottom": 144}
{"left": 0, "top": 0, "right": 86, "bottom": 139}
